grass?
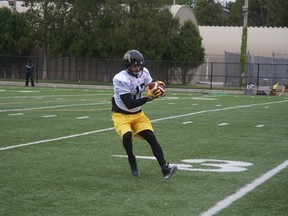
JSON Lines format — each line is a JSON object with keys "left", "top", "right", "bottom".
{"left": 0, "top": 85, "right": 287, "bottom": 216}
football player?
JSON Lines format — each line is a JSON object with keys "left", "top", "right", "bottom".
{"left": 111, "top": 50, "right": 177, "bottom": 179}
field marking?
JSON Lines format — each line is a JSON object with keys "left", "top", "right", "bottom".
{"left": 0, "top": 93, "right": 111, "bottom": 99}
{"left": 0, "top": 102, "right": 110, "bottom": 113}
{"left": 77, "top": 116, "right": 90, "bottom": 120}
{"left": 8, "top": 113, "right": 24, "bottom": 116}
{"left": 255, "top": 124, "right": 264, "bottom": 128}
{"left": 0, "top": 128, "right": 114, "bottom": 151}
{"left": 182, "top": 121, "right": 193, "bottom": 125}
{"left": 218, "top": 123, "right": 229, "bottom": 126}
{"left": 200, "top": 160, "right": 288, "bottom": 216}
{"left": 151, "top": 99, "right": 288, "bottom": 123}
{"left": 17, "top": 90, "right": 35, "bottom": 93}
{"left": 1, "top": 99, "right": 288, "bottom": 151}
{"left": 190, "top": 97, "right": 217, "bottom": 101}
{"left": 112, "top": 156, "right": 253, "bottom": 172}
{"left": 42, "top": 115, "right": 57, "bottom": 118}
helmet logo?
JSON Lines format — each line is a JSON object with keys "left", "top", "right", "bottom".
{"left": 124, "top": 53, "right": 132, "bottom": 63}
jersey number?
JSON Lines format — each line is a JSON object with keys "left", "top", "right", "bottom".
{"left": 134, "top": 83, "right": 146, "bottom": 100}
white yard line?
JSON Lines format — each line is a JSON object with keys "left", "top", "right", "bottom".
{"left": 200, "top": 160, "right": 288, "bottom": 216}
{"left": 151, "top": 100, "right": 288, "bottom": 123}
{"left": 8, "top": 113, "right": 24, "bottom": 116}
{"left": 0, "top": 102, "right": 110, "bottom": 113}
{"left": 1, "top": 99, "right": 288, "bottom": 151}
{"left": 218, "top": 123, "right": 229, "bottom": 126}
{"left": 42, "top": 115, "right": 57, "bottom": 118}
{"left": 77, "top": 116, "right": 90, "bottom": 120}
{"left": 0, "top": 128, "right": 114, "bottom": 151}
{"left": 0, "top": 93, "right": 111, "bottom": 99}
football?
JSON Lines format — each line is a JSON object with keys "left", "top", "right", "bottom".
{"left": 148, "top": 82, "right": 166, "bottom": 97}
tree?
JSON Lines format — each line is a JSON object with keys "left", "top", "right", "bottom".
{"left": 122, "top": 0, "right": 179, "bottom": 60}
{"left": 0, "top": 8, "right": 32, "bottom": 56}
{"left": 23, "top": 0, "right": 59, "bottom": 79}
{"left": 92, "top": 2, "right": 130, "bottom": 59}
{"left": 165, "top": 20, "right": 205, "bottom": 84}
{"left": 247, "top": 0, "right": 268, "bottom": 27}
{"left": 240, "top": 26, "right": 247, "bottom": 86}
{"left": 226, "top": 0, "right": 288, "bottom": 27}
{"left": 18, "top": 0, "right": 205, "bottom": 71}
{"left": 266, "top": 0, "right": 288, "bottom": 27}
{"left": 44, "top": 1, "right": 74, "bottom": 56}
{"left": 62, "top": 0, "right": 103, "bottom": 57}
{"left": 0, "top": 7, "right": 33, "bottom": 79}
{"left": 224, "top": 0, "right": 243, "bottom": 26}
{"left": 190, "top": 0, "right": 223, "bottom": 26}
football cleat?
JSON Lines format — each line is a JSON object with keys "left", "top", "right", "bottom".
{"left": 162, "top": 163, "right": 177, "bottom": 180}
{"left": 128, "top": 156, "right": 140, "bottom": 177}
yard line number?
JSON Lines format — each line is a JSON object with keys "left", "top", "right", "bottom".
{"left": 175, "top": 159, "right": 253, "bottom": 172}
{"left": 112, "top": 156, "right": 253, "bottom": 172}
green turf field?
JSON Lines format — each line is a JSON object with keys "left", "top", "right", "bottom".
{"left": 0, "top": 85, "right": 287, "bottom": 216}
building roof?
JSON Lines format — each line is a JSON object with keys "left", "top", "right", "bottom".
{"left": 170, "top": 4, "right": 198, "bottom": 26}
{"left": 247, "top": 27, "right": 288, "bottom": 58}
{"left": 199, "top": 26, "right": 242, "bottom": 56}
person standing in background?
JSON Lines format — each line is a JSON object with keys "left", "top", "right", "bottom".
{"left": 25, "top": 59, "right": 35, "bottom": 87}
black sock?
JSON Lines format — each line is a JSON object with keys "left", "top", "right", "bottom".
{"left": 122, "top": 132, "right": 134, "bottom": 159}
{"left": 138, "top": 130, "right": 166, "bottom": 167}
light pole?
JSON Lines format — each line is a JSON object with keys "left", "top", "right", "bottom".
{"left": 243, "top": 0, "right": 249, "bottom": 27}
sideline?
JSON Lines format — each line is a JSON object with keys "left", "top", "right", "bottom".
{"left": 0, "top": 80, "right": 244, "bottom": 94}
{"left": 1, "top": 99, "right": 287, "bottom": 151}
{"left": 200, "top": 160, "right": 288, "bottom": 216}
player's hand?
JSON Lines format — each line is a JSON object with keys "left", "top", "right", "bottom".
{"left": 157, "top": 80, "right": 166, "bottom": 87}
{"left": 146, "top": 88, "right": 161, "bottom": 101}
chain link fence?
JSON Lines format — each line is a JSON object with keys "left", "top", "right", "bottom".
{"left": 1, "top": 54, "right": 288, "bottom": 90}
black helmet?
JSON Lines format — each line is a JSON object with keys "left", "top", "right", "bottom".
{"left": 123, "top": 50, "right": 144, "bottom": 77}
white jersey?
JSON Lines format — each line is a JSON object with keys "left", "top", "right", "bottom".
{"left": 113, "top": 67, "right": 153, "bottom": 113}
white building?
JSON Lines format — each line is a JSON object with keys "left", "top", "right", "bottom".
{"left": 171, "top": 4, "right": 288, "bottom": 85}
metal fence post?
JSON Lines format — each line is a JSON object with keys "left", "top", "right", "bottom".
{"left": 210, "top": 62, "right": 213, "bottom": 90}
{"left": 256, "top": 63, "right": 260, "bottom": 90}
